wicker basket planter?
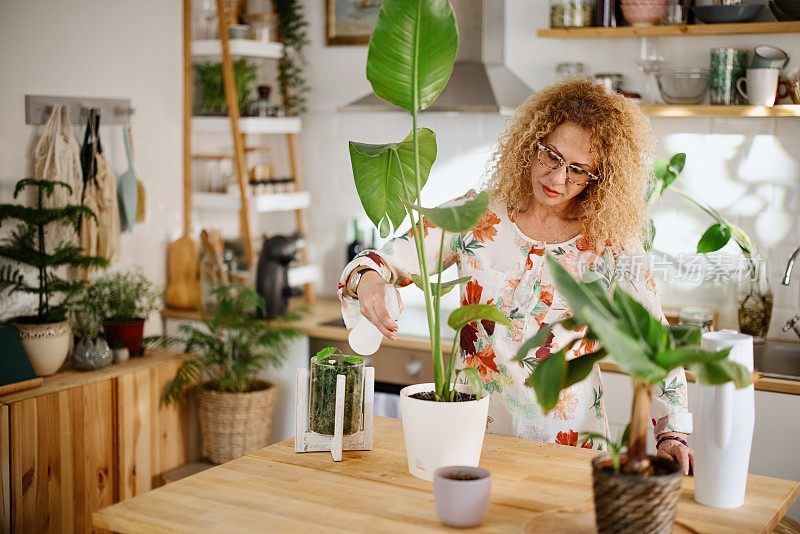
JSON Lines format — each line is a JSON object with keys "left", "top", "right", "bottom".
{"left": 591, "top": 454, "right": 683, "bottom": 534}
{"left": 197, "top": 380, "right": 277, "bottom": 464}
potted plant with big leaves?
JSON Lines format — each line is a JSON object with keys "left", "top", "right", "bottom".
{"left": 513, "top": 256, "right": 752, "bottom": 533}
{"left": 85, "top": 268, "right": 161, "bottom": 356}
{"left": 146, "top": 284, "right": 302, "bottom": 463}
{"left": 348, "top": 0, "right": 510, "bottom": 481}
{"left": 0, "top": 179, "right": 107, "bottom": 376}
{"left": 648, "top": 154, "right": 769, "bottom": 341}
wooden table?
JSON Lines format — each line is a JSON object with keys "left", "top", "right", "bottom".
{"left": 94, "top": 417, "right": 798, "bottom": 533}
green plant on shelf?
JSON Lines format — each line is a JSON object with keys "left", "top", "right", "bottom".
{"left": 193, "top": 59, "right": 257, "bottom": 115}
{"left": 85, "top": 268, "right": 161, "bottom": 322}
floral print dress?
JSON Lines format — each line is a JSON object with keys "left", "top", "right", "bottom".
{"left": 339, "top": 193, "right": 692, "bottom": 449}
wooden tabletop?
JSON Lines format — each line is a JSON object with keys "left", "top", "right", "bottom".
{"left": 94, "top": 417, "right": 799, "bottom": 533}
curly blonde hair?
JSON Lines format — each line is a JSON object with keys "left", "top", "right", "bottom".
{"left": 487, "top": 77, "right": 654, "bottom": 251}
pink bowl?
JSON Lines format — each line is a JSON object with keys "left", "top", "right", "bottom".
{"left": 621, "top": 2, "right": 667, "bottom": 25}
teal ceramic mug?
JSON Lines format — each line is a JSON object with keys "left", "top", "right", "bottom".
{"left": 750, "top": 45, "right": 789, "bottom": 70}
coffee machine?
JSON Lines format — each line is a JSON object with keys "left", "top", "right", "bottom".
{"left": 255, "top": 233, "right": 305, "bottom": 319}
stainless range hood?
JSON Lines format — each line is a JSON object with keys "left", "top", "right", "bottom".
{"left": 339, "top": 0, "right": 532, "bottom": 116}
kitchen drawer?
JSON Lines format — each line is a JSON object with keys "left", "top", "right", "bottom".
{"left": 309, "top": 338, "right": 435, "bottom": 386}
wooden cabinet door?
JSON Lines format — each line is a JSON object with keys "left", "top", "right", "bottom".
{"left": 116, "top": 359, "right": 190, "bottom": 500}
{"left": 10, "top": 380, "right": 115, "bottom": 533}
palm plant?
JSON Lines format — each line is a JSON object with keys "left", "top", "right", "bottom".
{"left": 348, "top": 0, "right": 509, "bottom": 402}
{"left": 147, "top": 284, "right": 301, "bottom": 405}
{"left": 514, "top": 255, "right": 752, "bottom": 474}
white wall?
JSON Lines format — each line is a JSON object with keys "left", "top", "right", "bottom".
{"left": 0, "top": 0, "right": 182, "bottom": 332}
{"left": 296, "top": 0, "right": 800, "bottom": 341}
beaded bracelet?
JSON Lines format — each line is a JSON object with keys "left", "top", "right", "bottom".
{"left": 657, "top": 435, "right": 688, "bottom": 449}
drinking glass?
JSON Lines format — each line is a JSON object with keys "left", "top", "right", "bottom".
{"left": 637, "top": 37, "right": 666, "bottom": 104}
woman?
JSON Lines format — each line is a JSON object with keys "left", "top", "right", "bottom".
{"left": 338, "top": 78, "right": 694, "bottom": 475}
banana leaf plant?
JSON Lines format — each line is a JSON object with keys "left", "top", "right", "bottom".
{"left": 513, "top": 255, "right": 752, "bottom": 474}
{"left": 347, "top": 0, "right": 509, "bottom": 401}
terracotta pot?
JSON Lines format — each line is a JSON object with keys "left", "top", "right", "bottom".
{"left": 197, "top": 381, "right": 277, "bottom": 464}
{"left": 13, "top": 319, "right": 71, "bottom": 376}
{"left": 103, "top": 319, "right": 145, "bottom": 356}
{"left": 591, "top": 454, "right": 683, "bottom": 534}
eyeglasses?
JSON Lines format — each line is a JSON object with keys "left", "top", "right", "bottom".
{"left": 535, "top": 142, "right": 601, "bottom": 187}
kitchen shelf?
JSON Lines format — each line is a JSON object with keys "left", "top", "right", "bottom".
{"left": 536, "top": 21, "right": 800, "bottom": 38}
{"left": 192, "top": 116, "right": 302, "bottom": 134}
{"left": 642, "top": 104, "right": 800, "bottom": 118}
{"left": 193, "top": 191, "right": 311, "bottom": 212}
{"left": 192, "top": 39, "right": 283, "bottom": 59}
{"left": 191, "top": 146, "right": 270, "bottom": 160}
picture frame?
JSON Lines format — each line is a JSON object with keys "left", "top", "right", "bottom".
{"left": 326, "top": 0, "right": 382, "bottom": 46}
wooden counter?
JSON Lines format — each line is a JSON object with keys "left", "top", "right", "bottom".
{"left": 162, "top": 300, "right": 800, "bottom": 396}
{"left": 94, "top": 416, "right": 798, "bottom": 533}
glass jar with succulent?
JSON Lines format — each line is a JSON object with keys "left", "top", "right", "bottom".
{"left": 146, "top": 284, "right": 302, "bottom": 463}
{"left": 346, "top": 0, "right": 510, "bottom": 480}
{"left": 85, "top": 268, "right": 161, "bottom": 356}
{"left": 514, "top": 256, "right": 751, "bottom": 533}
{"left": 649, "top": 153, "right": 771, "bottom": 342}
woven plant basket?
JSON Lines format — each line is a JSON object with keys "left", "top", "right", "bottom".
{"left": 591, "top": 454, "right": 683, "bottom": 534}
{"left": 197, "top": 380, "right": 277, "bottom": 464}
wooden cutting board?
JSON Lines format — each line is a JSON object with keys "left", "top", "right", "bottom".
{"left": 164, "top": 235, "right": 200, "bottom": 310}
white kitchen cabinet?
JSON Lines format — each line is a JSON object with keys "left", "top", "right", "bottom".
{"left": 602, "top": 370, "right": 800, "bottom": 521}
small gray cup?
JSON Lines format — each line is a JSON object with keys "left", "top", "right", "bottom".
{"left": 750, "top": 45, "right": 789, "bottom": 70}
{"left": 433, "top": 466, "right": 491, "bottom": 528}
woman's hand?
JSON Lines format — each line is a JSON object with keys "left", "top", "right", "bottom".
{"left": 656, "top": 432, "right": 693, "bottom": 476}
{"left": 355, "top": 270, "right": 403, "bottom": 339}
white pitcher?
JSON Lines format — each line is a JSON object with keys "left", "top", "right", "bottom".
{"left": 694, "top": 331, "right": 754, "bottom": 508}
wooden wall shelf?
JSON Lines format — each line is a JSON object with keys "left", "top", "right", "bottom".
{"left": 536, "top": 21, "right": 800, "bottom": 38}
{"left": 642, "top": 104, "right": 800, "bottom": 118}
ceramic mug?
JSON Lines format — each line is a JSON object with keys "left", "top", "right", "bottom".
{"left": 750, "top": 45, "right": 789, "bottom": 70}
{"left": 709, "top": 47, "right": 748, "bottom": 105}
{"left": 737, "top": 68, "right": 779, "bottom": 107}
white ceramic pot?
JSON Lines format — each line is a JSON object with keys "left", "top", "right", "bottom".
{"left": 694, "top": 331, "right": 754, "bottom": 508}
{"left": 13, "top": 320, "right": 71, "bottom": 376}
{"left": 400, "top": 383, "right": 491, "bottom": 481}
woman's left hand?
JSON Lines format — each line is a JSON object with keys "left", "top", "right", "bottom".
{"left": 656, "top": 432, "right": 693, "bottom": 476}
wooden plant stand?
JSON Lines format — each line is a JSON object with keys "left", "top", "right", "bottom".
{"left": 294, "top": 367, "right": 374, "bottom": 461}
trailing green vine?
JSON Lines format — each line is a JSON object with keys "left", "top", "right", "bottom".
{"left": 273, "top": 0, "right": 310, "bottom": 116}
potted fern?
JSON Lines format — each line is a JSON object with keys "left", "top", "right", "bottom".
{"left": 0, "top": 179, "right": 107, "bottom": 376}
{"left": 85, "top": 268, "right": 161, "bottom": 356}
{"left": 513, "top": 256, "right": 752, "bottom": 533}
{"left": 147, "top": 284, "right": 301, "bottom": 463}
{"left": 347, "top": 0, "right": 509, "bottom": 480}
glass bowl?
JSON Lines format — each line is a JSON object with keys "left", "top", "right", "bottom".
{"left": 655, "top": 68, "right": 709, "bottom": 104}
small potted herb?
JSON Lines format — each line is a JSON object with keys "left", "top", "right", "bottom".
{"left": 309, "top": 347, "right": 365, "bottom": 436}
{"left": 85, "top": 268, "right": 161, "bottom": 356}
{"left": 69, "top": 299, "right": 112, "bottom": 371}
{"left": 193, "top": 59, "right": 257, "bottom": 115}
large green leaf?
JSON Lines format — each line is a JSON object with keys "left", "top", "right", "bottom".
{"left": 669, "top": 325, "right": 701, "bottom": 348}
{"left": 670, "top": 153, "right": 686, "bottom": 173}
{"left": 447, "top": 303, "right": 510, "bottom": 333}
{"left": 545, "top": 255, "right": 615, "bottom": 323}
{"left": 565, "top": 349, "right": 607, "bottom": 388}
{"left": 581, "top": 307, "right": 666, "bottom": 384}
{"left": 407, "top": 191, "right": 489, "bottom": 233}
{"left": 411, "top": 274, "right": 471, "bottom": 296}
{"left": 349, "top": 128, "right": 436, "bottom": 237}
{"left": 697, "top": 223, "right": 731, "bottom": 253}
{"left": 689, "top": 359, "right": 752, "bottom": 388}
{"left": 366, "top": 0, "right": 458, "bottom": 113}
{"left": 654, "top": 346, "right": 728, "bottom": 370}
{"left": 532, "top": 348, "right": 568, "bottom": 412}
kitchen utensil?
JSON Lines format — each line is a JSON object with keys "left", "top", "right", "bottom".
{"left": 655, "top": 67, "right": 709, "bottom": 104}
{"left": 117, "top": 126, "right": 138, "bottom": 232}
{"left": 787, "top": 78, "right": 800, "bottom": 104}
{"left": 750, "top": 45, "right": 790, "bottom": 70}
{"left": 165, "top": 235, "right": 201, "bottom": 310}
{"left": 692, "top": 4, "right": 763, "bottom": 23}
{"left": 709, "top": 47, "right": 748, "bottom": 105}
{"left": 737, "top": 68, "right": 780, "bottom": 106}
{"left": 695, "top": 331, "right": 754, "bottom": 508}
{"left": 550, "top": 0, "right": 596, "bottom": 28}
